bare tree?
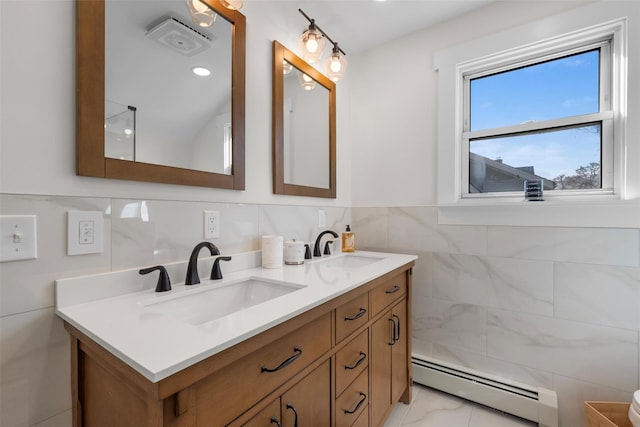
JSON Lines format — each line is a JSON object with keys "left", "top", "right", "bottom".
{"left": 554, "top": 162, "right": 600, "bottom": 189}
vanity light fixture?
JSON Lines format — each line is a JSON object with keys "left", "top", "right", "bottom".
{"left": 298, "top": 9, "right": 347, "bottom": 82}
{"left": 192, "top": 66, "right": 211, "bottom": 76}
{"left": 185, "top": 0, "right": 217, "bottom": 28}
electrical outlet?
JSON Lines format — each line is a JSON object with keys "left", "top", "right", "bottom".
{"left": 67, "top": 211, "right": 103, "bottom": 256}
{"left": 318, "top": 209, "right": 326, "bottom": 228}
{"left": 204, "top": 211, "right": 220, "bottom": 239}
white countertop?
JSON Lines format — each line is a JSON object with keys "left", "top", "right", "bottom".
{"left": 55, "top": 251, "right": 416, "bottom": 383}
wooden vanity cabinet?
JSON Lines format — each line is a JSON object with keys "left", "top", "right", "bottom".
{"left": 64, "top": 263, "right": 413, "bottom": 427}
{"left": 370, "top": 276, "right": 410, "bottom": 427}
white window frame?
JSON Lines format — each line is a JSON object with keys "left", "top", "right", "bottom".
{"left": 434, "top": 7, "right": 637, "bottom": 227}
{"left": 460, "top": 40, "right": 614, "bottom": 199}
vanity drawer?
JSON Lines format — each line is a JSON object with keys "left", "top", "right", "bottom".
{"left": 335, "top": 330, "right": 368, "bottom": 397}
{"left": 195, "top": 313, "right": 332, "bottom": 426}
{"left": 370, "top": 272, "right": 407, "bottom": 316}
{"left": 335, "top": 292, "right": 369, "bottom": 343}
{"left": 335, "top": 368, "right": 369, "bottom": 427}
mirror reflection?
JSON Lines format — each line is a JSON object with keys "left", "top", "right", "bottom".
{"left": 272, "top": 41, "right": 336, "bottom": 198}
{"left": 105, "top": 0, "right": 233, "bottom": 175}
{"left": 282, "top": 62, "right": 330, "bottom": 189}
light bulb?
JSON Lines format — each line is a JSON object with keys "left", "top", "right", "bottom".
{"left": 306, "top": 37, "right": 319, "bottom": 53}
{"left": 330, "top": 58, "right": 341, "bottom": 73}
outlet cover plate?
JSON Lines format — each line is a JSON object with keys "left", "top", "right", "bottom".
{"left": 68, "top": 211, "right": 104, "bottom": 256}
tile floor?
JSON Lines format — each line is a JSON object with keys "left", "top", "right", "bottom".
{"left": 384, "top": 383, "right": 537, "bottom": 427}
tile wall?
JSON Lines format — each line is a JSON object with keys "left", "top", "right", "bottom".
{"left": 2, "top": 196, "right": 638, "bottom": 427}
{"left": 0, "top": 194, "right": 349, "bottom": 427}
{"left": 353, "top": 206, "right": 640, "bottom": 427}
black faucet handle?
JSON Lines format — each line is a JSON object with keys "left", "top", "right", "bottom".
{"left": 304, "top": 244, "right": 312, "bottom": 260}
{"left": 211, "top": 256, "right": 232, "bottom": 280}
{"left": 139, "top": 265, "right": 171, "bottom": 292}
{"left": 323, "top": 241, "right": 332, "bottom": 255}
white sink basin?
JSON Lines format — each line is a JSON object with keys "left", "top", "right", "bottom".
{"left": 144, "top": 278, "right": 304, "bottom": 325}
{"left": 316, "top": 254, "right": 384, "bottom": 269}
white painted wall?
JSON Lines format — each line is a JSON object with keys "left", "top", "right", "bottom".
{"left": 349, "top": 0, "right": 613, "bottom": 207}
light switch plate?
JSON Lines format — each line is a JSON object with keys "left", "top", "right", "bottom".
{"left": 0, "top": 215, "right": 37, "bottom": 262}
{"left": 68, "top": 211, "right": 104, "bottom": 256}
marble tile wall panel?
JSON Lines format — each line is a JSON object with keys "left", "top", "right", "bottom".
{"left": 488, "top": 226, "right": 640, "bottom": 267}
{"left": 387, "top": 207, "right": 487, "bottom": 256}
{"left": 427, "top": 343, "right": 554, "bottom": 390}
{"left": 554, "top": 263, "right": 640, "bottom": 330}
{"left": 0, "top": 308, "right": 70, "bottom": 427}
{"left": 33, "top": 410, "right": 71, "bottom": 427}
{"left": 111, "top": 200, "right": 260, "bottom": 270}
{"left": 487, "top": 309, "right": 638, "bottom": 392}
{"left": 0, "top": 195, "right": 112, "bottom": 317}
{"left": 258, "top": 205, "right": 350, "bottom": 248}
{"left": 433, "top": 253, "right": 554, "bottom": 316}
{"left": 412, "top": 296, "right": 487, "bottom": 354}
{"left": 351, "top": 207, "right": 389, "bottom": 249}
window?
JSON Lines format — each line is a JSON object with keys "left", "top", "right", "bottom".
{"left": 461, "top": 40, "right": 614, "bottom": 198}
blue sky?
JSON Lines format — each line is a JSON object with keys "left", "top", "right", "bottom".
{"left": 470, "top": 49, "right": 601, "bottom": 180}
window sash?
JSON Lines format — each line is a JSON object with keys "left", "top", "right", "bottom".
{"left": 460, "top": 39, "right": 613, "bottom": 199}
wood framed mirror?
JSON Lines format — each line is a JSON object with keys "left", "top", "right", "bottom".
{"left": 272, "top": 41, "right": 336, "bottom": 198}
{"left": 76, "top": 0, "right": 245, "bottom": 189}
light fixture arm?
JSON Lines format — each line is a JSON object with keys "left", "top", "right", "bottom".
{"left": 298, "top": 9, "right": 346, "bottom": 56}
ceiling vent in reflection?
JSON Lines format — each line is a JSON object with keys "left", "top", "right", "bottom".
{"left": 146, "top": 17, "right": 215, "bottom": 57}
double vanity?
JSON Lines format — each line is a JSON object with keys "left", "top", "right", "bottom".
{"left": 56, "top": 251, "right": 416, "bottom": 427}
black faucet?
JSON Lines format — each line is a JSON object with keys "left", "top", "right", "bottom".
{"left": 211, "top": 256, "right": 232, "bottom": 280}
{"left": 139, "top": 265, "right": 171, "bottom": 292}
{"left": 313, "top": 230, "right": 339, "bottom": 257}
{"left": 185, "top": 241, "right": 220, "bottom": 285}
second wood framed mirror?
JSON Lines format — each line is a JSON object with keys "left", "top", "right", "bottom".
{"left": 272, "top": 41, "right": 336, "bottom": 198}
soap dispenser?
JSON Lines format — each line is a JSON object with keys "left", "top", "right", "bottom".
{"left": 341, "top": 225, "right": 355, "bottom": 253}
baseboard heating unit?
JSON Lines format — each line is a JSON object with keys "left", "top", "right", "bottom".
{"left": 412, "top": 355, "right": 558, "bottom": 427}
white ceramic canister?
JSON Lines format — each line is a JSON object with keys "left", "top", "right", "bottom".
{"left": 262, "top": 235, "right": 284, "bottom": 268}
{"left": 283, "top": 239, "right": 306, "bottom": 265}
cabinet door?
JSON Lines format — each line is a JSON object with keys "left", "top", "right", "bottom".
{"left": 281, "top": 360, "right": 331, "bottom": 426}
{"left": 390, "top": 300, "right": 408, "bottom": 404}
{"left": 370, "top": 310, "right": 393, "bottom": 427}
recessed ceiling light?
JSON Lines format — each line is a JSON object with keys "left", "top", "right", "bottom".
{"left": 192, "top": 66, "right": 211, "bottom": 77}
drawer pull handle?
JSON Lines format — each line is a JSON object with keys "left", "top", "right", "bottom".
{"left": 344, "top": 308, "right": 366, "bottom": 321}
{"left": 345, "top": 352, "right": 367, "bottom": 370}
{"left": 270, "top": 417, "right": 281, "bottom": 427}
{"left": 261, "top": 347, "right": 302, "bottom": 373}
{"left": 388, "top": 318, "right": 396, "bottom": 345}
{"left": 344, "top": 392, "right": 367, "bottom": 414}
{"left": 286, "top": 403, "right": 299, "bottom": 427}
{"left": 393, "top": 314, "right": 401, "bottom": 342}
{"left": 385, "top": 285, "right": 400, "bottom": 294}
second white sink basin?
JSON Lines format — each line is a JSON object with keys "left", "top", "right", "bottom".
{"left": 316, "top": 254, "right": 384, "bottom": 269}
{"left": 144, "top": 278, "right": 304, "bottom": 325}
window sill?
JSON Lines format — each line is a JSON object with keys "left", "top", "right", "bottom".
{"left": 437, "top": 197, "right": 640, "bottom": 228}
